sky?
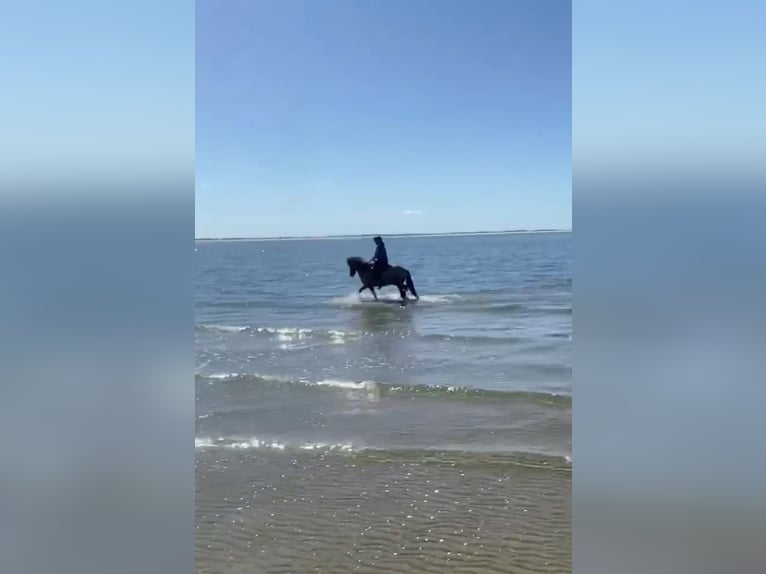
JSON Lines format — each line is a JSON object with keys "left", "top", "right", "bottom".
{"left": 196, "top": 0, "right": 571, "bottom": 238}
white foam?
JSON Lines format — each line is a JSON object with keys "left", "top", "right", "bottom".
{"left": 417, "top": 294, "right": 461, "bottom": 304}
{"left": 315, "top": 379, "right": 377, "bottom": 391}
{"left": 315, "top": 379, "right": 380, "bottom": 401}
{"left": 255, "top": 327, "right": 356, "bottom": 344}
{"left": 194, "top": 436, "right": 286, "bottom": 450}
{"left": 256, "top": 327, "right": 312, "bottom": 336}
{"left": 201, "top": 325, "right": 357, "bottom": 341}
{"left": 201, "top": 372, "right": 291, "bottom": 384}
{"left": 199, "top": 324, "right": 248, "bottom": 333}
{"left": 328, "top": 329, "right": 351, "bottom": 344}
{"left": 195, "top": 436, "right": 354, "bottom": 452}
{"left": 206, "top": 372, "right": 240, "bottom": 380}
{"left": 300, "top": 443, "right": 353, "bottom": 452}
{"left": 234, "top": 438, "right": 285, "bottom": 450}
{"left": 331, "top": 292, "right": 460, "bottom": 306}
{"left": 330, "top": 293, "right": 368, "bottom": 306}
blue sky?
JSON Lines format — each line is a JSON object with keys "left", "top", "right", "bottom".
{"left": 196, "top": 0, "right": 571, "bottom": 238}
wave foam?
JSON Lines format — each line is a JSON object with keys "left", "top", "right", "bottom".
{"left": 205, "top": 372, "right": 241, "bottom": 380}
{"left": 330, "top": 292, "right": 460, "bottom": 307}
{"left": 195, "top": 436, "right": 354, "bottom": 452}
{"left": 315, "top": 379, "right": 377, "bottom": 391}
{"left": 197, "top": 324, "right": 357, "bottom": 343}
{"left": 195, "top": 437, "right": 570, "bottom": 467}
{"left": 197, "top": 324, "right": 249, "bottom": 333}
{"left": 195, "top": 373, "right": 570, "bottom": 406}
{"left": 203, "top": 372, "right": 286, "bottom": 383}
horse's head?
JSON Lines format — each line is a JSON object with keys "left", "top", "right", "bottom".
{"left": 347, "top": 256, "right": 365, "bottom": 277}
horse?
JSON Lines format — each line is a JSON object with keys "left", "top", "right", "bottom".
{"left": 346, "top": 256, "right": 419, "bottom": 305}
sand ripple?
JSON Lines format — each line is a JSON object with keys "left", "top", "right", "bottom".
{"left": 196, "top": 450, "right": 570, "bottom": 573}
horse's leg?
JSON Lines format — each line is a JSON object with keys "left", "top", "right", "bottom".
{"left": 358, "top": 283, "right": 377, "bottom": 300}
{"left": 360, "top": 270, "right": 378, "bottom": 300}
{"left": 397, "top": 284, "right": 407, "bottom": 306}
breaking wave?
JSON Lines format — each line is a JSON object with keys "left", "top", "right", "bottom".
{"left": 195, "top": 373, "right": 571, "bottom": 407}
{"left": 194, "top": 436, "right": 571, "bottom": 470}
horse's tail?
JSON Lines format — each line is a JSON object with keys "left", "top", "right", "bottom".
{"left": 405, "top": 270, "right": 419, "bottom": 299}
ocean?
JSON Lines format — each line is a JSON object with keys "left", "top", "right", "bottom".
{"left": 195, "top": 232, "right": 571, "bottom": 573}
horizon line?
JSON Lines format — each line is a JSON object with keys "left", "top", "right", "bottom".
{"left": 194, "top": 228, "right": 571, "bottom": 242}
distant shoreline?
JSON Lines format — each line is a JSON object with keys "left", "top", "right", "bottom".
{"left": 195, "top": 229, "right": 571, "bottom": 242}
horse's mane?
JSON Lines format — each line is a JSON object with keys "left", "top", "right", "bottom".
{"left": 346, "top": 256, "right": 367, "bottom": 267}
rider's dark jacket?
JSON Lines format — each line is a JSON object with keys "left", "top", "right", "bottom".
{"left": 372, "top": 243, "right": 389, "bottom": 267}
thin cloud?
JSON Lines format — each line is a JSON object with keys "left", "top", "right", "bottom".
{"left": 403, "top": 209, "right": 423, "bottom": 216}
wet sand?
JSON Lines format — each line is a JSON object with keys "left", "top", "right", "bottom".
{"left": 196, "top": 449, "right": 570, "bottom": 573}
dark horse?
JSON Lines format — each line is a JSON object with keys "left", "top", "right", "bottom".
{"left": 346, "top": 256, "right": 419, "bottom": 305}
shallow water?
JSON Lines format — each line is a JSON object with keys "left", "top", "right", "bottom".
{"left": 196, "top": 233, "right": 571, "bottom": 572}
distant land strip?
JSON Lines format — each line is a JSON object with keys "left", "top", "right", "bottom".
{"left": 195, "top": 229, "right": 571, "bottom": 242}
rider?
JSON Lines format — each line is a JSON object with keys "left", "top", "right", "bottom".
{"left": 369, "top": 235, "right": 390, "bottom": 287}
